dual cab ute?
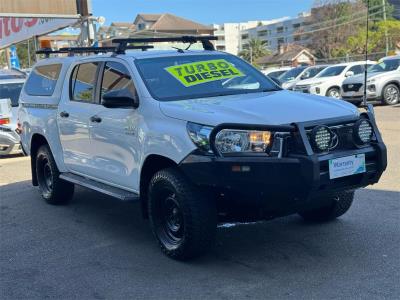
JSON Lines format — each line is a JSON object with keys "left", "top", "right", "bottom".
{"left": 18, "top": 37, "right": 387, "bottom": 260}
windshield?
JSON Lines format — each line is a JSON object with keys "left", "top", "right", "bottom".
{"left": 368, "top": 59, "right": 400, "bottom": 73}
{"left": 301, "top": 66, "right": 326, "bottom": 80}
{"left": 0, "top": 82, "right": 23, "bottom": 107}
{"left": 278, "top": 66, "right": 307, "bottom": 82}
{"left": 317, "top": 65, "right": 346, "bottom": 77}
{"left": 135, "top": 54, "right": 279, "bottom": 101}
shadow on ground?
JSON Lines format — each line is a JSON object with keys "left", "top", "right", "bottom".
{"left": 1, "top": 180, "right": 399, "bottom": 299}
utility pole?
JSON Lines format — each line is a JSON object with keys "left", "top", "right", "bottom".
{"left": 382, "top": 0, "right": 389, "bottom": 55}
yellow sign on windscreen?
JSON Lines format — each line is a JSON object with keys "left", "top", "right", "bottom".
{"left": 165, "top": 59, "right": 244, "bottom": 87}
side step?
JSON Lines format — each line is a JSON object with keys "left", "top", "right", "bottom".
{"left": 59, "top": 173, "right": 139, "bottom": 201}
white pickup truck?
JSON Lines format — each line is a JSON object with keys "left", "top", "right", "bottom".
{"left": 18, "top": 37, "right": 387, "bottom": 260}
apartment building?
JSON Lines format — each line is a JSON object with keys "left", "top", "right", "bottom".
{"left": 212, "top": 21, "right": 265, "bottom": 55}
{"left": 243, "top": 12, "right": 311, "bottom": 52}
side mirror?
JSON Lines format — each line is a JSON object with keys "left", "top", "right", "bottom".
{"left": 345, "top": 71, "right": 354, "bottom": 77}
{"left": 101, "top": 88, "right": 139, "bottom": 109}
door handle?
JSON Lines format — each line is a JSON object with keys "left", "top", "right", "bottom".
{"left": 90, "top": 115, "right": 102, "bottom": 123}
{"left": 59, "top": 111, "right": 69, "bottom": 118}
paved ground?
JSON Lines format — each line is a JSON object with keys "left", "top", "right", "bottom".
{"left": 0, "top": 105, "right": 399, "bottom": 299}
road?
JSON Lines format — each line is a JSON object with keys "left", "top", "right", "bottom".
{"left": 1, "top": 105, "right": 399, "bottom": 299}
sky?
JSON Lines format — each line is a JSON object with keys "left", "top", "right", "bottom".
{"left": 91, "top": 0, "right": 315, "bottom": 25}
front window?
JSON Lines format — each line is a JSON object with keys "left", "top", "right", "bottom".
{"left": 0, "top": 82, "right": 23, "bottom": 107}
{"left": 300, "top": 66, "right": 326, "bottom": 80}
{"left": 317, "top": 65, "right": 346, "bottom": 77}
{"left": 368, "top": 59, "right": 400, "bottom": 73}
{"left": 135, "top": 55, "right": 279, "bottom": 101}
{"left": 278, "top": 66, "right": 307, "bottom": 82}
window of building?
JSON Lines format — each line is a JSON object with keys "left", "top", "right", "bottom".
{"left": 276, "top": 26, "right": 284, "bottom": 34}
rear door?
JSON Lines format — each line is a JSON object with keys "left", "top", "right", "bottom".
{"left": 88, "top": 60, "right": 140, "bottom": 191}
{"left": 58, "top": 61, "right": 102, "bottom": 174}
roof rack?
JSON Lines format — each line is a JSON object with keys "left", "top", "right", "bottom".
{"left": 35, "top": 35, "right": 217, "bottom": 57}
{"left": 112, "top": 35, "right": 218, "bottom": 54}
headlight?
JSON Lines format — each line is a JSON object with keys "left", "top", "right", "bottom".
{"left": 215, "top": 129, "right": 272, "bottom": 154}
{"left": 367, "top": 78, "right": 376, "bottom": 83}
{"left": 187, "top": 122, "right": 213, "bottom": 152}
{"left": 311, "top": 125, "right": 333, "bottom": 152}
{"left": 353, "top": 119, "right": 373, "bottom": 145}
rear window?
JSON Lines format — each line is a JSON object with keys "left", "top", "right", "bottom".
{"left": 70, "top": 62, "right": 99, "bottom": 102}
{"left": 25, "top": 64, "right": 62, "bottom": 96}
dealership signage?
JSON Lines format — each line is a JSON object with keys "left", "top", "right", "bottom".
{"left": 0, "top": 17, "right": 77, "bottom": 48}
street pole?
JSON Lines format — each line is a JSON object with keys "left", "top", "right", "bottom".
{"left": 382, "top": 0, "right": 389, "bottom": 55}
{"left": 5, "top": 48, "right": 11, "bottom": 69}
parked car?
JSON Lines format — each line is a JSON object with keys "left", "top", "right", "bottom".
{"left": 294, "top": 61, "right": 376, "bottom": 98}
{"left": 0, "top": 77, "right": 24, "bottom": 155}
{"left": 19, "top": 38, "right": 386, "bottom": 260}
{"left": 261, "top": 66, "right": 292, "bottom": 80}
{"left": 0, "top": 69, "right": 26, "bottom": 80}
{"left": 341, "top": 55, "right": 400, "bottom": 106}
{"left": 281, "top": 65, "right": 329, "bottom": 90}
{"left": 277, "top": 66, "right": 307, "bottom": 89}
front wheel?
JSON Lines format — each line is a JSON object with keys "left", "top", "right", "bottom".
{"left": 326, "top": 87, "right": 341, "bottom": 99}
{"left": 382, "top": 83, "right": 399, "bottom": 105}
{"left": 148, "top": 168, "right": 216, "bottom": 260}
{"left": 36, "top": 145, "right": 74, "bottom": 205}
{"left": 299, "top": 191, "right": 354, "bottom": 222}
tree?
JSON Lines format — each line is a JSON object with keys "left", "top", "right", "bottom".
{"left": 239, "top": 38, "right": 270, "bottom": 65}
{"left": 346, "top": 19, "right": 400, "bottom": 54}
{"left": 308, "top": 0, "right": 367, "bottom": 58}
{"left": 15, "top": 40, "right": 36, "bottom": 69}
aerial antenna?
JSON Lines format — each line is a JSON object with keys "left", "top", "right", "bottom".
{"left": 363, "top": 0, "right": 374, "bottom": 114}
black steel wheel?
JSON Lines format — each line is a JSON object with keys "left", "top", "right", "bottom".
{"left": 36, "top": 145, "right": 74, "bottom": 205}
{"left": 148, "top": 168, "right": 216, "bottom": 260}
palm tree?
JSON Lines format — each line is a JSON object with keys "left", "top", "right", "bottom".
{"left": 239, "top": 38, "right": 270, "bottom": 65}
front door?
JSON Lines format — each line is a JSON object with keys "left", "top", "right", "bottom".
{"left": 58, "top": 61, "right": 101, "bottom": 175}
{"left": 88, "top": 60, "right": 141, "bottom": 191}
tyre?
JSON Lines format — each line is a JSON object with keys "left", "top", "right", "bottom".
{"left": 299, "top": 191, "right": 354, "bottom": 222}
{"left": 382, "top": 83, "right": 399, "bottom": 105}
{"left": 326, "top": 87, "right": 341, "bottom": 99}
{"left": 148, "top": 168, "right": 216, "bottom": 260}
{"left": 36, "top": 145, "right": 74, "bottom": 205}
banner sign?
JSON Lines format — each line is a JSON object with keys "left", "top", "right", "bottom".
{"left": 165, "top": 59, "right": 244, "bottom": 87}
{"left": 0, "top": 17, "right": 77, "bottom": 48}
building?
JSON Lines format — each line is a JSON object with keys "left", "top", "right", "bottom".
{"left": 212, "top": 21, "right": 267, "bottom": 55}
{"left": 133, "top": 13, "right": 213, "bottom": 36}
{"left": 244, "top": 12, "right": 311, "bottom": 52}
{"left": 38, "top": 34, "right": 79, "bottom": 49}
{"left": 97, "top": 22, "right": 136, "bottom": 41}
{"left": 256, "top": 44, "right": 316, "bottom": 67}
{"left": 100, "top": 13, "right": 213, "bottom": 48}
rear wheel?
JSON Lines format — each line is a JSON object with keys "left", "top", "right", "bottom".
{"left": 326, "top": 87, "right": 341, "bottom": 99}
{"left": 36, "top": 145, "right": 74, "bottom": 205}
{"left": 382, "top": 83, "right": 399, "bottom": 105}
{"left": 299, "top": 191, "right": 354, "bottom": 222}
{"left": 148, "top": 168, "right": 216, "bottom": 260}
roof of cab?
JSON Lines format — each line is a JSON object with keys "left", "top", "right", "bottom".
{"left": 33, "top": 50, "right": 228, "bottom": 66}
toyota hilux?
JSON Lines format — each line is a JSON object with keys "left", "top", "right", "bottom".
{"left": 18, "top": 37, "right": 387, "bottom": 260}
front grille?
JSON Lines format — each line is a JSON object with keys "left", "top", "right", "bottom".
{"left": 343, "top": 83, "right": 363, "bottom": 92}
{"left": 305, "top": 122, "right": 358, "bottom": 153}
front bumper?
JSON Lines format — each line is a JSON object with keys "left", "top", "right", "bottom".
{"left": 179, "top": 114, "right": 387, "bottom": 218}
{"left": 0, "top": 128, "right": 21, "bottom": 156}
